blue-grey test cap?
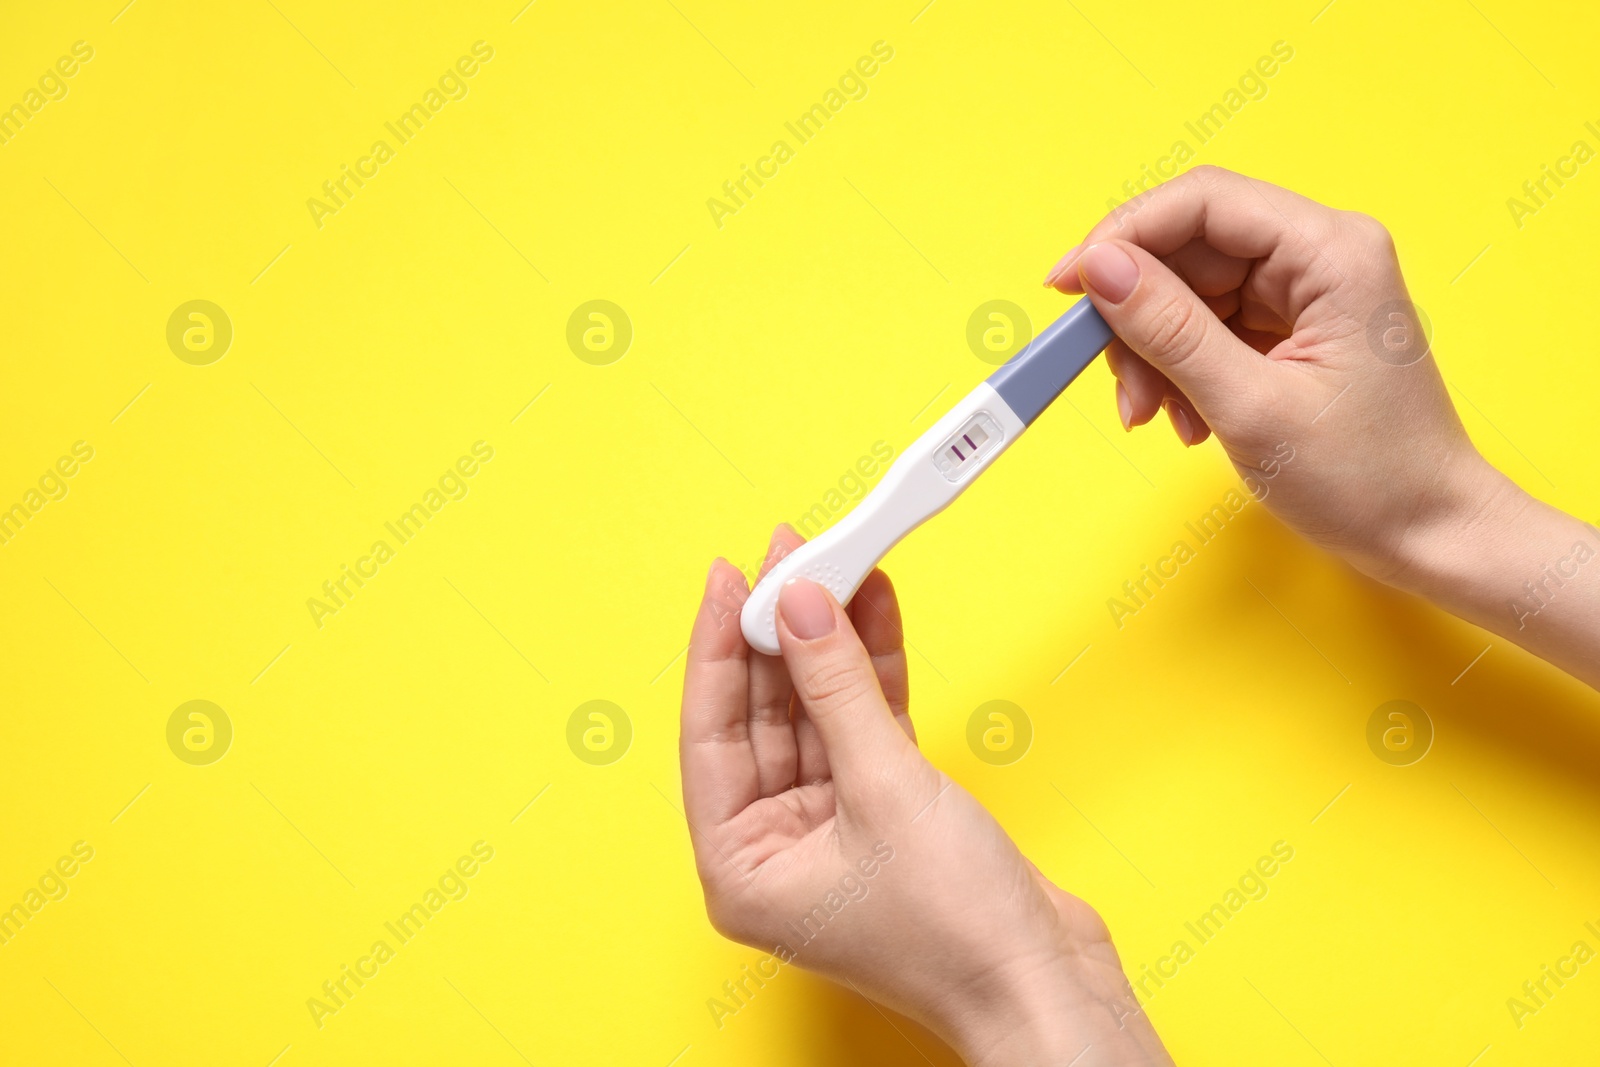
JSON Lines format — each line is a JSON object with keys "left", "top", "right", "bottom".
{"left": 985, "top": 299, "right": 1114, "bottom": 425}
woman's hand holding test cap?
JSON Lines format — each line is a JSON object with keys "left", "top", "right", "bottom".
{"left": 1050, "top": 166, "right": 1599, "bottom": 689}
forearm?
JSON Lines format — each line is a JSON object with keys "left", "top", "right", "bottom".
{"left": 1393, "top": 454, "right": 1600, "bottom": 690}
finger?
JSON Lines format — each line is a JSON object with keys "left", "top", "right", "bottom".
{"left": 789, "top": 689, "right": 830, "bottom": 787}
{"left": 1077, "top": 240, "right": 1276, "bottom": 435}
{"left": 1051, "top": 244, "right": 1244, "bottom": 306}
{"left": 1104, "top": 340, "right": 1170, "bottom": 429}
{"left": 1237, "top": 291, "right": 1292, "bottom": 336}
{"left": 1051, "top": 168, "right": 1349, "bottom": 326}
{"left": 1042, "top": 242, "right": 1086, "bottom": 288}
{"left": 1106, "top": 339, "right": 1215, "bottom": 447}
{"left": 753, "top": 532, "right": 830, "bottom": 787}
{"left": 748, "top": 526, "right": 802, "bottom": 797}
{"left": 776, "top": 579, "right": 915, "bottom": 791}
{"left": 1163, "top": 396, "right": 1211, "bottom": 447}
{"left": 756, "top": 524, "right": 800, "bottom": 581}
{"left": 846, "top": 569, "right": 914, "bottom": 743}
{"left": 757, "top": 542, "right": 831, "bottom": 788}
{"left": 1081, "top": 166, "right": 1342, "bottom": 273}
{"left": 1226, "top": 314, "right": 1290, "bottom": 356}
{"left": 1201, "top": 290, "right": 1241, "bottom": 324}
{"left": 1162, "top": 238, "right": 1252, "bottom": 297}
{"left": 681, "top": 559, "right": 759, "bottom": 827}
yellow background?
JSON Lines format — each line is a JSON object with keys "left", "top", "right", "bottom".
{"left": 2, "top": 0, "right": 1597, "bottom": 1064}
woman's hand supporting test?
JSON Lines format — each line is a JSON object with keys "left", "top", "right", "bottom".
{"left": 680, "top": 526, "right": 1175, "bottom": 1066}
{"left": 1048, "top": 165, "right": 1600, "bottom": 689}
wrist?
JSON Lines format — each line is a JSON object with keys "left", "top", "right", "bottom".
{"left": 1381, "top": 451, "right": 1600, "bottom": 686}
{"left": 1380, "top": 447, "right": 1526, "bottom": 600}
{"left": 937, "top": 950, "right": 1172, "bottom": 1067}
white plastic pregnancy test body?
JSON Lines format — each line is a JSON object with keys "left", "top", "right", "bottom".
{"left": 741, "top": 298, "right": 1113, "bottom": 655}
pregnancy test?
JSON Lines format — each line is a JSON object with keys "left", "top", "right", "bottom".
{"left": 741, "top": 298, "right": 1113, "bottom": 655}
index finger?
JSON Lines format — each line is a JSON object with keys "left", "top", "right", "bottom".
{"left": 1073, "top": 166, "right": 1343, "bottom": 269}
{"left": 679, "top": 559, "right": 759, "bottom": 828}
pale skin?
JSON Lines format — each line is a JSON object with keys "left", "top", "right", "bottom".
{"left": 1046, "top": 165, "right": 1599, "bottom": 690}
{"left": 680, "top": 166, "right": 1600, "bottom": 1066}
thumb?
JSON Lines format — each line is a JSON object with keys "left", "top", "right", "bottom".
{"left": 775, "top": 578, "right": 913, "bottom": 788}
{"left": 1077, "top": 240, "right": 1265, "bottom": 426}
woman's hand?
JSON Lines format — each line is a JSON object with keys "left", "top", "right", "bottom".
{"left": 1048, "top": 166, "right": 1599, "bottom": 688}
{"left": 680, "top": 526, "right": 1174, "bottom": 1066}
{"left": 1046, "top": 164, "right": 1499, "bottom": 588}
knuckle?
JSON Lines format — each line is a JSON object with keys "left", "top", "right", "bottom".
{"left": 1185, "top": 164, "right": 1240, "bottom": 200}
{"left": 1141, "top": 292, "right": 1208, "bottom": 365}
{"left": 798, "top": 653, "right": 873, "bottom": 714}
{"left": 1341, "top": 210, "right": 1395, "bottom": 252}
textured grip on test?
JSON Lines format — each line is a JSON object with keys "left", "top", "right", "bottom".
{"left": 742, "top": 542, "right": 864, "bottom": 656}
